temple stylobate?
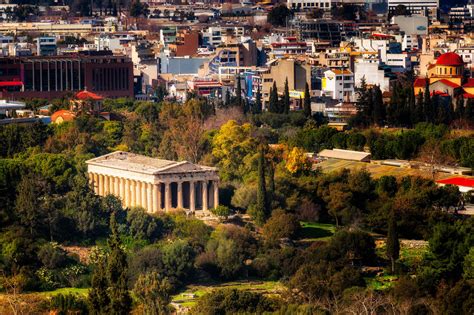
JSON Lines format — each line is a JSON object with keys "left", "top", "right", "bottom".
{"left": 86, "top": 151, "right": 219, "bottom": 213}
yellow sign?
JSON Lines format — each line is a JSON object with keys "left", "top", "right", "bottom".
{"left": 289, "top": 90, "right": 305, "bottom": 99}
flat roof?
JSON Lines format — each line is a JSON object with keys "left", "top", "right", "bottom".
{"left": 319, "top": 149, "right": 371, "bottom": 161}
{"left": 86, "top": 151, "right": 216, "bottom": 175}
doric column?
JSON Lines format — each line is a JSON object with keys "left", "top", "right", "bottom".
{"left": 120, "top": 178, "right": 125, "bottom": 204}
{"left": 88, "top": 173, "right": 94, "bottom": 189}
{"left": 141, "top": 182, "right": 147, "bottom": 210}
{"left": 135, "top": 180, "right": 141, "bottom": 208}
{"left": 202, "top": 180, "right": 208, "bottom": 211}
{"left": 147, "top": 182, "right": 153, "bottom": 213}
{"left": 152, "top": 183, "right": 160, "bottom": 212}
{"left": 177, "top": 181, "right": 183, "bottom": 209}
{"left": 125, "top": 179, "right": 131, "bottom": 207}
{"left": 213, "top": 180, "right": 219, "bottom": 209}
{"left": 93, "top": 173, "right": 99, "bottom": 194}
{"left": 133, "top": 180, "right": 140, "bottom": 207}
{"left": 104, "top": 175, "right": 110, "bottom": 195}
{"left": 114, "top": 177, "right": 119, "bottom": 197}
{"left": 190, "top": 181, "right": 195, "bottom": 212}
{"left": 130, "top": 180, "right": 136, "bottom": 207}
{"left": 98, "top": 174, "right": 104, "bottom": 196}
{"left": 165, "top": 181, "right": 171, "bottom": 211}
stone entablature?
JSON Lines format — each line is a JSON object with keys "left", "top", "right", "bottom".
{"left": 86, "top": 151, "right": 219, "bottom": 213}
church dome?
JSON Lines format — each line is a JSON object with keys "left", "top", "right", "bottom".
{"left": 436, "top": 52, "right": 464, "bottom": 66}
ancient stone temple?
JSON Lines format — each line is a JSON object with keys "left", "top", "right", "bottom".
{"left": 86, "top": 151, "right": 219, "bottom": 213}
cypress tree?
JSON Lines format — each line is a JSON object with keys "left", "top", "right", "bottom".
{"left": 255, "top": 146, "right": 268, "bottom": 225}
{"left": 107, "top": 213, "right": 132, "bottom": 314}
{"left": 88, "top": 257, "right": 110, "bottom": 314}
{"left": 283, "top": 77, "right": 290, "bottom": 114}
{"left": 225, "top": 89, "right": 231, "bottom": 107}
{"left": 303, "top": 82, "right": 311, "bottom": 118}
{"left": 372, "top": 85, "right": 385, "bottom": 126}
{"left": 269, "top": 81, "right": 279, "bottom": 113}
{"left": 415, "top": 91, "right": 424, "bottom": 124}
{"left": 254, "top": 85, "right": 262, "bottom": 114}
{"left": 423, "top": 79, "right": 432, "bottom": 122}
{"left": 455, "top": 96, "right": 465, "bottom": 120}
{"left": 466, "top": 98, "right": 474, "bottom": 121}
{"left": 386, "top": 210, "right": 400, "bottom": 274}
{"left": 267, "top": 161, "right": 275, "bottom": 209}
{"left": 235, "top": 75, "right": 243, "bottom": 109}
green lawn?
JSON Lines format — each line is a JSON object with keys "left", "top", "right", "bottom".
{"left": 298, "top": 222, "right": 336, "bottom": 241}
{"left": 365, "top": 275, "right": 398, "bottom": 291}
{"left": 172, "top": 280, "right": 283, "bottom": 308}
{"left": 38, "top": 287, "right": 89, "bottom": 297}
{"left": 399, "top": 245, "right": 428, "bottom": 270}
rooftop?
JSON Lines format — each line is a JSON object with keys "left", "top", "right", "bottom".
{"left": 318, "top": 149, "right": 371, "bottom": 162}
{"left": 436, "top": 52, "right": 464, "bottom": 66}
{"left": 86, "top": 151, "right": 216, "bottom": 175}
{"left": 436, "top": 177, "right": 474, "bottom": 188}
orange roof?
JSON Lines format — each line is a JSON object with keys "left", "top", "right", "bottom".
{"left": 436, "top": 52, "right": 464, "bottom": 66}
{"left": 331, "top": 69, "right": 352, "bottom": 75}
{"left": 430, "top": 90, "right": 449, "bottom": 97}
{"left": 414, "top": 78, "right": 427, "bottom": 87}
{"left": 51, "top": 110, "right": 76, "bottom": 122}
{"left": 76, "top": 90, "right": 103, "bottom": 101}
{"left": 437, "top": 177, "right": 474, "bottom": 188}
{"left": 463, "top": 93, "right": 474, "bottom": 99}
{"left": 463, "top": 78, "right": 474, "bottom": 88}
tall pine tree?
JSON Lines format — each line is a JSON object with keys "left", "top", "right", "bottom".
{"left": 88, "top": 257, "right": 110, "bottom": 314}
{"left": 107, "top": 213, "right": 132, "bottom": 314}
{"left": 254, "top": 146, "right": 268, "bottom": 225}
{"left": 283, "top": 77, "right": 290, "bottom": 114}
{"left": 415, "top": 91, "right": 424, "bottom": 124}
{"left": 423, "top": 79, "right": 432, "bottom": 122}
{"left": 386, "top": 210, "right": 400, "bottom": 274}
{"left": 303, "top": 82, "right": 311, "bottom": 118}
{"left": 269, "top": 82, "right": 279, "bottom": 113}
{"left": 372, "top": 85, "right": 385, "bottom": 126}
{"left": 235, "top": 75, "right": 243, "bottom": 109}
{"left": 254, "top": 85, "right": 262, "bottom": 114}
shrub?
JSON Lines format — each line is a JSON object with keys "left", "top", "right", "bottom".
{"left": 193, "top": 289, "right": 280, "bottom": 314}
{"left": 262, "top": 210, "right": 300, "bottom": 244}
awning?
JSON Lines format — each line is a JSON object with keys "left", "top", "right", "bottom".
{"left": 0, "top": 81, "right": 23, "bottom": 87}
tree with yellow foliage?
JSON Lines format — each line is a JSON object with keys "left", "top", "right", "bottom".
{"left": 285, "top": 147, "right": 312, "bottom": 174}
{"left": 212, "top": 120, "right": 257, "bottom": 181}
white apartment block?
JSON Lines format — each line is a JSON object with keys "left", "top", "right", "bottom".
{"left": 354, "top": 62, "right": 391, "bottom": 92}
{"left": 386, "top": 53, "right": 412, "bottom": 72}
{"left": 287, "top": 0, "right": 331, "bottom": 10}
{"left": 401, "top": 35, "right": 420, "bottom": 51}
{"left": 322, "top": 69, "right": 355, "bottom": 102}
{"left": 455, "top": 46, "right": 474, "bottom": 69}
{"left": 388, "top": 0, "right": 439, "bottom": 16}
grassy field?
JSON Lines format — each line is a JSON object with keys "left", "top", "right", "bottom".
{"left": 172, "top": 280, "right": 284, "bottom": 308}
{"left": 38, "top": 287, "right": 89, "bottom": 297}
{"left": 316, "top": 158, "right": 473, "bottom": 180}
{"left": 298, "top": 222, "right": 336, "bottom": 241}
{"left": 365, "top": 274, "right": 398, "bottom": 291}
{"left": 316, "top": 159, "right": 432, "bottom": 179}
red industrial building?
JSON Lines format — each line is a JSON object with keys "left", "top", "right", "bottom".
{"left": 0, "top": 52, "right": 134, "bottom": 100}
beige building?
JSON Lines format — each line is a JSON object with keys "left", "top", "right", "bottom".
{"left": 86, "top": 151, "right": 219, "bottom": 213}
{"left": 0, "top": 22, "right": 116, "bottom": 37}
{"left": 261, "top": 59, "right": 311, "bottom": 101}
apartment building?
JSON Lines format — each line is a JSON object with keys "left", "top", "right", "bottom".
{"left": 0, "top": 52, "right": 134, "bottom": 100}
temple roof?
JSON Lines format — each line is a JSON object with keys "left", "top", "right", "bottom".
{"left": 86, "top": 151, "right": 216, "bottom": 175}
